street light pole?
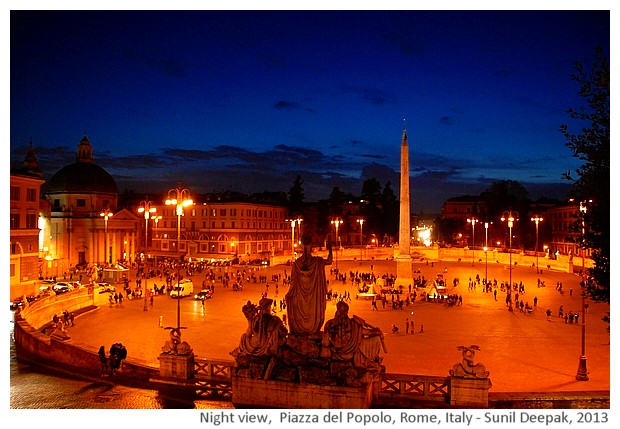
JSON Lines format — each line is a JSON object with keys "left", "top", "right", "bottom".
{"left": 575, "top": 199, "right": 591, "bottom": 381}
{"left": 530, "top": 215, "right": 543, "bottom": 274}
{"left": 467, "top": 217, "right": 478, "bottom": 266}
{"left": 138, "top": 200, "right": 156, "bottom": 312}
{"left": 501, "top": 211, "right": 519, "bottom": 310}
{"left": 484, "top": 222, "right": 489, "bottom": 285}
{"left": 165, "top": 181, "right": 193, "bottom": 346}
{"left": 100, "top": 208, "right": 113, "bottom": 266}
{"left": 286, "top": 218, "right": 296, "bottom": 258}
{"left": 357, "top": 218, "right": 365, "bottom": 261}
{"left": 331, "top": 218, "right": 343, "bottom": 271}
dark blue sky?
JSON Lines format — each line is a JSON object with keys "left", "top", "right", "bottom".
{"left": 9, "top": 9, "right": 610, "bottom": 213}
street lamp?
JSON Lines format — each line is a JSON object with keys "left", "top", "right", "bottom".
{"left": 331, "top": 218, "right": 343, "bottom": 271}
{"left": 165, "top": 181, "right": 193, "bottom": 349}
{"left": 357, "top": 218, "right": 365, "bottom": 261}
{"left": 484, "top": 222, "right": 490, "bottom": 285}
{"left": 138, "top": 200, "right": 156, "bottom": 312}
{"left": 501, "top": 210, "right": 519, "bottom": 310}
{"left": 467, "top": 217, "right": 478, "bottom": 266}
{"left": 286, "top": 218, "right": 297, "bottom": 258}
{"left": 530, "top": 215, "right": 543, "bottom": 274}
{"left": 100, "top": 208, "right": 113, "bottom": 265}
{"left": 573, "top": 198, "right": 592, "bottom": 381}
{"left": 296, "top": 217, "right": 303, "bottom": 246}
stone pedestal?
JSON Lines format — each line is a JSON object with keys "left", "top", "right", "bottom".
{"left": 450, "top": 376, "right": 492, "bottom": 408}
{"left": 232, "top": 376, "right": 374, "bottom": 408}
{"left": 396, "top": 255, "right": 414, "bottom": 289}
{"left": 158, "top": 352, "right": 195, "bottom": 380}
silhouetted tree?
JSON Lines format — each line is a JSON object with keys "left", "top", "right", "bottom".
{"left": 561, "top": 47, "right": 610, "bottom": 304}
{"left": 381, "top": 181, "right": 399, "bottom": 239}
{"left": 288, "top": 175, "right": 305, "bottom": 216}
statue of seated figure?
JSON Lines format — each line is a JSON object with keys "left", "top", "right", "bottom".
{"left": 322, "top": 301, "right": 386, "bottom": 367}
{"left": 231, "top": 298, "right": 288, "bottom": 358}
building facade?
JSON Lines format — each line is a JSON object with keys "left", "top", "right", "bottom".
{"left": 40, "top": 135, "right": 140, "bottom": 278}
{"left": 10, "top": 142, "right": 45, "bottom": 297}
{"left": 147, "top": 198, "right": 291, "bottom": 262}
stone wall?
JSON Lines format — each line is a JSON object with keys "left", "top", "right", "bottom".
{"left": 13, "top": 290, "right": 158, "bottom": 387}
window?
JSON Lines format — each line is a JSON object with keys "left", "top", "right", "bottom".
{"left": 10, "top": 213, "right": 20, "bottom": 229}
{"left": 26, "top": 188, "right": 37, "bottom": 202}
{"left": 211, "top": 221, "right": 215, "bottom": 228}
{"left": 220, "top": 209, "right": 227, "bottom": 216}
{"left": 26, "top": 213, "right": 37, "bottom": 229}
{"left": 10, "top": 186, "right": 20, "bottom": 201}
{"left": 211, "top": 209, "right": 216, "bottom": 217}
{"left": 231, "top": 221, "right": 236, "bottom": 229}
{"left": 76, "top": 199, "right": 86, "bottom": 207}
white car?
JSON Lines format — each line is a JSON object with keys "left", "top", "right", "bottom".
{"left": 97, "top": 283, "right": 116, "bottom": 293}
{"left": 53, "top": 282, "right": 71, "bottom": 294}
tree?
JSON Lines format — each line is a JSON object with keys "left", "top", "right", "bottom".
{"left": 560, "top": 47, "right": 610, "bottom": 304}
{"left": 380, "top": 181, "right": 399, "bottom": 239}
{"left": 288, "top": 175, "right": 305, "bottom": 216}
{"left": 480, "top": 180, "right": 529, "bottom": 249}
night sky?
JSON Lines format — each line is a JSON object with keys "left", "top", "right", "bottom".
{"left": 9, "top": 8, "right": 610, "bottom": 213}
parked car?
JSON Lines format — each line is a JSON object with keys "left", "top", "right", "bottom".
{"left": 69, "top": 281, "right": 85, "bottom": 289}
{"left": 53, "top": 282, "right": 71, "bottom": 294}
{"left": 10, "top": 296, "right": 25, "bottom": 311}
{"left": 97, "top": 282, "right": 116, "bottom": 293}
{"left": 194, "top": 290, "right": 213, "bottom": 300}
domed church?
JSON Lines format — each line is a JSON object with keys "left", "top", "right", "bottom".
{"left": 41, "top": 134, "right": 139, "bottom": 275}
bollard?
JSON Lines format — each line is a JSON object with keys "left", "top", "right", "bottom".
{"left": 159, "top": 316, "right": 163, "bottom": 328}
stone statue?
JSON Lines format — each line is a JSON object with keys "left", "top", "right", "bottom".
{"left": 162, "top": 327, "right": 193, "bottom": 355}
{"left": 231, "top": 298, "right": 288, "bottom": 358}
{"left": 286, "top": 235, "right": 332, "bottom": 337}
{"left": 322, "top": 301, "right": 386, "bottom": 368}
{"left": 450, "top": 345, "right": 489, "bottom": 378}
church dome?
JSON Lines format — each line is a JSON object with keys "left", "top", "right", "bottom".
{"left": 45, "top": 134, "right": 118, "bottom": 195}
{"left": 46, "top": 162, "right": 118, "bottom": 194}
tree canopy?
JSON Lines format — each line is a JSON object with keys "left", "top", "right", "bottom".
{"left": 560, "top": 47, "right": 610, "bottom": 303}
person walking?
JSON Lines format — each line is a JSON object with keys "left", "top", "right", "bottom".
{"left": 546, "top": 308, "right": 552, "bottom": 321}
{"left": 405, "top": 318, "right": 409, "bottom": 334}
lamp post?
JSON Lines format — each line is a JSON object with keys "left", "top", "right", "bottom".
{"left": 296, "top": 217, "right": 303, "bottom": 246}
{"left": 286, "top": 218, "right": 297, "bottom": 258}
{"left": 467, "top": 217, "right": 478, "bottom": 266}
{"left": 357, "top": 218, "right": 365, "bottom": 261}
{"left": 100, "top": 208, "right": 113, "bottom": 265}
{"left": 138, "top": 200, "right": 156, "bottom": 312}
{"left": 501, "top": 210, "right": 519, "bottom": 310}
{"left": 575, "top": 199, "right": 592, "bottom": 381}
{"left": 331, "top": 218, "right": 343, "bottom": 271}
{"left": 165, "top": 181, "right": 193, "bottom": 343}
{"left": 484, "top": 222, "right": 489, "bottom": 285}
{"left": 530, "top": 215, "right": 543, "bottom": 274}
{"left": 153, "top": 215, "right": 162, "bottom": 269}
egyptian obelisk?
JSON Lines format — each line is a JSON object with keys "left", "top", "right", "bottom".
{"left": 396, "top": 123, "right": 413, "bottom": 288}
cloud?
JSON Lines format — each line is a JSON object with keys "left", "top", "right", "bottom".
{"left": 380, "top": 30, "right": 423, "bottom": 56}
{"left": 439, "top": 116, "right": 454, "bottom": 125}
{"left": 123, "top": 48, "right": 187, "bottom": 78}
{"left": 346, "top": 86, "right": 396, "bottom": 106}
{"left": 273, "top": 100, "right": 314, "bottom": 112}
